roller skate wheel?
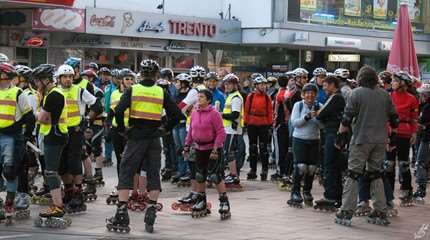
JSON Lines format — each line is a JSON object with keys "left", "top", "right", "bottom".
{"left": 34, "top": 218, "right": 43, "bottom": 227}
{"left": 171, "top": 202, "right": 179, "bottom": 211}
{"left": 145, "top": 224, "right": 154, "bottom": 233}
{"left": 207, "top": 202, "right": 212, "bottom": 210}
{"left": 156, "top": 203, "right": 163, "bottom": 211}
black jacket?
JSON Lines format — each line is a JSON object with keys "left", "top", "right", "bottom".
{"left": 316, "top": 91, "right": 345, "bottom": 130}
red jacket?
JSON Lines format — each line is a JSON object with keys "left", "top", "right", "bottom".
{"left": 391, "top": 91, "right": 419, "bottom": 138}
{"left": 244, "top": 91, "right": 273, "bottom": 126}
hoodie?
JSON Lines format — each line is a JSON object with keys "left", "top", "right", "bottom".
{"left": 185, "top": 105, "right": 226, "bottom": 150}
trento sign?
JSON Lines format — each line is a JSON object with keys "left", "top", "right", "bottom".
{"left": 85, "top": 8, "right": 241, "bottom": 43}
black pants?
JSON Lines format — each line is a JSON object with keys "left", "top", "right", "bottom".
{"left": 112, "top": 128, "right": 126, "bottom": 176}
{"left": 385, "top": 137, "right": 412, "bottom": 191}
{"left": 273, "top": 123, "right": 289, "bottom": 176}
{"left": 248, "top": 125, "right": 270, "bottom": 173}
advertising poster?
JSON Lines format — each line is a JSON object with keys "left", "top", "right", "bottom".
{"left": 300, "top": 0, "right": 317, "bottom": 11}
{"left": 344, "top": 0, "right": 361, "bottom": 17}
{"left": 398, "top": 0, "right": 421, "bottom": 21}
{"left": 373, "top": 0, "right": 388, "bottom": 19}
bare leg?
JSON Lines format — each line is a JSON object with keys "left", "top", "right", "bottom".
{"left": 51, "top": 188, "right": 63, "bottom": 207}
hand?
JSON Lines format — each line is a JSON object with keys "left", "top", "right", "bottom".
{"left": 310, "top": 111, "right": 317, "bottom": 118}
{"left": 183, "top": 146, "right": 190, "bottom": 159}
{"left": 209, "top": 149, "right": 219, "bottom": 161}
{"left": 410, "top": 133, "right": 417, "bottom": 145}
{"left": 338, "top": 124, "right": 349, "bottom": 134}
{"left": 334, "top": 131, "right": 349, "bottom": 150}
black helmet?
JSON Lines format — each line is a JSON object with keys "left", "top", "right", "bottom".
{"left": 32, "top": 64, "right": 55, "bottom": 80}
{"left": 393, "top": 71, "right": 412, "bottom": 86}
{"left": 88, "top": 62, "right": 99, "bottom": 71}
{"left": 302, "top": 83, "right": 318, "bottom": 93}
{"left": 15, "top": 65, "right": 33, "bottom": 80}
{"left": 206, "top": 71, "right": 218, "bottom": 81}
{"left": 98, "top": 67, "right": 111, "bottom": 76}
{"left": 159, "top": 68, "right": 174, "bottom": 80}
{"left": 64, "top": 57, "right": 81, "bottom": 69}
{"left": 111, "top": 68, "right": 121, "bottom": 78}
{"left": 120, "top": 68, "right": 135, "bottom": 79}
{"left": 140, "top": 59, "right": 159, "bottom": 76}
{"left": 378, "top": 71, "right": 392, "bottom": 84}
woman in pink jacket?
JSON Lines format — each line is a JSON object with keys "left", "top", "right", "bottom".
{"left": 184, "top": 89, "right": 230, "bottom": 220}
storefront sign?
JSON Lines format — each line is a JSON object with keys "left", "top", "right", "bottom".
{"left": 344, "top": 0, "right": 361, "bottom": 17}
{"left": 328, "top": 54, "right": 360, "bottom": 62}
{"left": 51, "top": 33, "right": 111, "bottom": 47}
{"left": 5, "top": 0, "right": 75, "bottom": 6}
{"left": 112, "top": 37, "right": 201, "bottom": 53}
{"left": 379, "top": 41, "right": 392, "bottom": 51}
{"left": 294, "top": 32, "right": 309, "bottom": 42}
{"left": 32, "top": 8, "right": 85, "bottom": 32}
{"left": 137, "top": 20, "right": 165, "bottom": 33}
{"left": 373, "top": 0, "right": 388, "bottom": 19}
{"left": 326, "top": 37, "right": 361, "bottom": 48}
{"left": 8, "top": 31, "right": 49, "bottom": 48}
{"left": 86, "top": 8, "right": 241, "bottom": 43}
{"left": 0, "top": 10, "right": 32, "bottom": 28}
{"left": 89, "top": 14, "right": 116, "bottom": 28}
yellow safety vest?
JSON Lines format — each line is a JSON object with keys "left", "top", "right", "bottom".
{"left": 130, "top": 84, "right": 163, "bottom": 121}
{"left": 77, "top": 78, "right": 90, "bottom": 91}
{"left": 39, "top": 87, "right": 68, "bottom": 136}
{"left": 0, "top": 87, "right": 20, "bottom": 128}
{"left": 223, "top": 91, "right": 244, "bottom": 127}
{"left": 111, "top": 89, "right": 129, "bottom": 127}
{"left": 61, "top": 84, "right": 81, "bottom": 127}
{"left": 186, "top": 85, "right": 207, "bottom": 126}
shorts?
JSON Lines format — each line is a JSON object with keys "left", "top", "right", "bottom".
{"left": 59, "top": 128, "right": 83, "bottom": 176}
{"left": 118, "top": 137, "right": 162, "bottom": 191}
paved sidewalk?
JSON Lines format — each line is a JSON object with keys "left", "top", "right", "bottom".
{"left": 0, "top": 165, "right": 429, "bottom": 240}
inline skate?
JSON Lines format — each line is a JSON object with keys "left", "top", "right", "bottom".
{"left": 413, "top": 184, "right": 426, "bottom": 205}
{"left": 399, "top": 190, "right": 413, "bottom": 207}
{"left": 106, "top": 203, "right": 130, "bottom": 233}
{"left": 354, "top": 200, "right": 372, "bottom": 217}
{"left": 367, "top": 210, "right": 390, "bottom": 226}
{"left": 313, "top": 198, "right": 338, "bottom": 212}
{"left": 171, "top": 192, "right": 212, "bottom": 213}
{"left": 3, "top": 199, "right": 14, "bottom": 225}
{"left": 106, "top": 189, "right": 119, "bottom": 205}
{"left": 144, "top": 204, "right": 157, "bottom": 233}
{"left": 35, "top": 205, "right": 71, "bottom": 229}
{"left": 161, "top": 168, "right": 172, "bottom": 182}
{"left": 14, "top": 192, "right": 31, "bottom": 220}
{"left": 277, "top": 175, "right": 292, "bottom": 192}
{"left": 287, "top": 191, "right": 303, "bottom": 208}
{"left": 334, "top": 210, "right": 354, "bottom": 226}
{"left": 83, "top": 179, "right": 97, "bottom": 202}
{"left": 191, "top": 193, "right": 210, "bottom": 218}
{"left": 260, "top": 171, "right": 268, "bottom": 181}
{"left": 31, "top": 186, "right": 52, "bottom": 205}
{"left": 177, "top": 175, "right": 191, "bottom": 187}
{"left": 303, "top": 191, "right": 314, "bottom": 207}
{"left": 218, "top": 193, "right": 231, "bottom": 220}
{"left": 225, "top": 175, "right": 243, "bottom": 192}
{"left": 386, "top": 201, "right": 398, "bottom": 217}
{"left": 94, "top": 172, "right": 105, "bottom": 187}
{"left": 65, "top": 188, "right": 87, "bottom": 214}
{"left": 246, "top": 171, "right": 257, "bottom": 181}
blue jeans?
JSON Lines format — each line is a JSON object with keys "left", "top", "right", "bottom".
{"left": 223, "top": 134, "right": 246, "bottom": 176}
{"left": 0, "top": 133, "right": 17, "bottom": 192}
{"left": 416, "top": 140, "right": 429, "bottom": 185}
{"left": 322, "top": 130, "right": 343, "bottom": 202}
{"left": 172, "top": 124, "right": 188, "bottom": 176}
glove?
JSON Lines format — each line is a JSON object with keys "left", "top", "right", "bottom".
{"left": 304, "top": 112, "right": 312, "bottom": 121}
{"left": 335, "top": 131, "right": 349, "bottom": 150}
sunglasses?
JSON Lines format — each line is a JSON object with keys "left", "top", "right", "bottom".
{"left": 124, "top": 77, "right": 134, "bottom": 81}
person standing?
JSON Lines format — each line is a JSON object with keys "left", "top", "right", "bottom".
{"left": 335, "top": 66, "right": 399, "bottom": 227}
{"left": 106, "top": 59, "right": 182, "bottom": 233}
{"left": 244, "top": 75, "right": 273, "bottom": 181}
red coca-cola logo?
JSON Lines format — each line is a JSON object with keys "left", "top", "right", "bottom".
{"left": 26, "top": 37, "right": 44, "bottom": 47}
{"left": 90, "top": 14, "right": 115, "bottom": 27}
{"left": 169, "top": 20, "right": 216, "bottom": 38}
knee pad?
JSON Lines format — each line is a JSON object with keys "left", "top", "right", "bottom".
{"left": 188, "top": 162, "right": 196, "bottom": 179}
{"left": 399, "top": 161, "right": 410, "bottom": 173}
{"left": 295, "top": 163, "right": 307, "bottom": 176}
{"left": 364, "top": 171, "right": 383, "bottom": 182}
{"left": 209, "top": 172, "right": 223, "bottom": 185}
{"left": 347, "top": 169, "right": 361, "bottom": 180}
{"left": 195, "top": 171, "right": 205, "bottom": 183}
{"left": 307, "top": 165, "right": 317, "bottom": 175}
{"left": 45, "top": 170, "right": 60, "bottom": 189}
{"left": 2, "top": 165, "right": 15, "bottom": 181}
{"left": 383, "top": 160, "right": 395, "bottom": 173}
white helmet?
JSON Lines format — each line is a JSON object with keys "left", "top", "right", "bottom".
{"left": 253, "top": 76, "right": 267, "bottom": 84}
{"left": 0, "top": 53, "right": 9, "bottom": 63}
{"left": 189, "top": 66, "right": 206, "bottom": 78}
{"left": 176, "top": 73, "right": 192, "bottom": 83}
{"left": 313, "top": 67, "right": 327, "bottom": 76}
{"left": 334, "top": 68, "right": 350, "bottom": 79}
{"left": 57, "top": 64, "right": 75, "bottom": 77}
{"left": 293, "top": 68, "right": 309, "bottom": 77}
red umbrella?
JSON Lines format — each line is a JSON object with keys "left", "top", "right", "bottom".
{"left": 387, "top": 3, "right": 420, "bottom": 80}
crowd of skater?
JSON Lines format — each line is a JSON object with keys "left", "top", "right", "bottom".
{"left": 0, "top": 51, "right": 429, "bottom": 233}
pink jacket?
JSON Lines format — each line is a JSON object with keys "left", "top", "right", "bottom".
{"left": 185, "top": 105, "right": 226, "bottom": 150}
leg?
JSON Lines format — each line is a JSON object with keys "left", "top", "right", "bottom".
{"left": 303, "top": 140, "right": 319, "bottom": 206}
{"left": 258, "top": 126, "right": 270, "bottom": 180}
{"left": 247, "top": 125, "right": 259, "bottom": 177}
{"left": 397, "top": 137, "right": 413, "bottom": 191}
{"left": 414, "top": 140, "right": 429, "bottom": 202}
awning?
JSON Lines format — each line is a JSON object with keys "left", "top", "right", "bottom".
{"left": 3, "top": 0, "right": 75, "bottom": 7}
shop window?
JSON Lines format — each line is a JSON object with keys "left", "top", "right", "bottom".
{"left": 289, "top": 0, "right": 425, "bottom": 32}
{"left": 16, "top": 47, "right": 29, "bottom": 62}
{"left": 31, "top": 48, "right": 47, "bottom": 68}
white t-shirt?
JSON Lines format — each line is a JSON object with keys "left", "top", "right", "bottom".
{"left": 181, "top": 88, "right": 199, "bottom": 110}
{"left": 225, "top": 96, "right": 243, "bottom": 135}
{"left": 23, "top": 89, "right": 38, "bottom": 115}
{"left": 79, "top": 88, "right": 97, "bottom": 115}
{"left": 15, "top": 90, "right": 31, "bottom": 121}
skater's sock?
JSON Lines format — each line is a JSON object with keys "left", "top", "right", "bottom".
{"left": 148, "top": 199, "right": 157, "bottom": 206}
{"left": 6, "top": 191, "right": 15, "bottom": 202}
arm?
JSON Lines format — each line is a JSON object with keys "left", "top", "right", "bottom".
{"left": 418, "top": 105, "right": 430, "bottom": 125}
{"left": 184, "top": 114, "right": 193, "bottom": 147}
{"left": 339, "top": 90, "right": 359, "bottom": 132}
{"left": 163, "top": 91, "right": 185, "bottom": 132}
{"left": 213, "top": 112, "right": 227, "bottom": 149}
{"left": 114, "top": 88, "right": 132, "bottom": 132}
{"left": 291, "top": 102, "right": 308, "bottom": 128}
{"left": 267, "top": 95, "right": 273, "bottom": 125}
{"left": 244, "top": 94, "right": 251, "bottom": 124}
{"left": 410, "top": 96, "right": 419, "bottom": 134}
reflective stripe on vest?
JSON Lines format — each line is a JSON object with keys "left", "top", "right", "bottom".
{"left": 39, "top": 87, "right": 68, "bottom": 136}
{"left": 186, "top": 85, "right": 207, "bottom": 126}
{"left": 111, "top": 89, "right": 129, "bottom": 127}
{"left": 0, "top": 87, "right": 19, "bottom": 128}
{"left": 130, "top": 84, "right": 163, "bottom": 121}
{"left": 223, "top": 91, "right": 244, "bottom": 127}
{"left": 61, "top": 84, "right": 81, "bottom": 127}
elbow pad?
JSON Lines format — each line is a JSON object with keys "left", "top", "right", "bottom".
{"left": 389, "top": 113, "right": 399, "bottom": 129}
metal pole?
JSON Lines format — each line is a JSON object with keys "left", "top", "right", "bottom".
{"left": 162, "top": 0, "right": 165, "bottom": 14}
